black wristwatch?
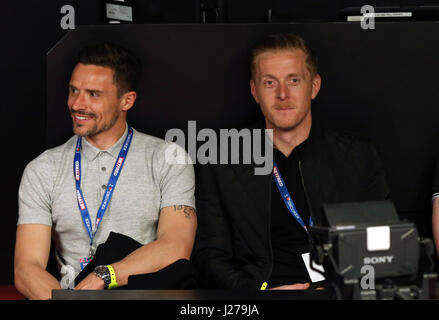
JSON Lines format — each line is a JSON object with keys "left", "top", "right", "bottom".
{"left": 93, "top": 265, "right": 112, "bottom": 289}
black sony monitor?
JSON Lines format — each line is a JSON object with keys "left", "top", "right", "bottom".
{"left": 324, "top": 200, "right": 399, "bottom": 227}
{"left": 310, "top": 200, "right": 420, "bottom": 280}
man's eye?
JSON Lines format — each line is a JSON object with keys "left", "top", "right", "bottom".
{"left": 90, "top": 92, "right": 99, "bottom": 97}
{"left": 289, "top": 78, "right": 300, "bottom": 85}
{"left": 263, "top": 80, "right": 276, "bottom": 87}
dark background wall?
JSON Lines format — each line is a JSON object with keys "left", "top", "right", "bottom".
{"left": 46, "top": 22, "right": 439, "bottom": 228}
{"left": 2, "top": 0, "right": 439, "bottom": 285}
{"left": 2, "top": 1, "right": 103, "bottom": 285}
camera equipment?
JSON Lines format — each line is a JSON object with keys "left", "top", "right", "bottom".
{"left": 309, "top": 200, "right": 437, "bottom": 300}
{"left": 102, "top": 0, "right": 201, "bottom": 24}
{"left": 103, "top": 0, "right": 135, "bottom": 23}
{"left": 340, "top": 0, "right": 439, "bottom": 22}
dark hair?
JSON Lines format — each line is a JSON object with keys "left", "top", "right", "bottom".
{"left": 250, "top": 33, "right": 318, "bottom": 79}
{"left": 77, "top": 42, "right": 141, "bottom": 97}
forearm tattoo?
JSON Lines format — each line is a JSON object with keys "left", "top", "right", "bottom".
{"left": 173, "top": 205, "right": 196, "bottom": 219}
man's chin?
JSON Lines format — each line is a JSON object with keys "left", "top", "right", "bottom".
{"left": 270, "top": 122, "right": 299, "bottom": 132}
{"left": 267, "top": 113, "right": 311, "bottom": 132}
{"left": 73, "top": 124, "right": 95, "bottom": 137}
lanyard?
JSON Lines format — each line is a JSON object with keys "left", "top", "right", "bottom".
{"left": 272, "top": 162, "right": 313, "bottom": 234}
{"left": 74, "top": 127, "right": 133, "bottom": 257}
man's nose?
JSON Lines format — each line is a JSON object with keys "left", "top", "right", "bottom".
{"left": 69, "top": 93, "right": 86, "bottom": 111}
{"left": 276, "top": 82, "right": 289, "bottom": 101}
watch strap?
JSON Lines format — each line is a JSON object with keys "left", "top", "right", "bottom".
{"left": 106, "top": 265, "right": 118, "bottom": 290}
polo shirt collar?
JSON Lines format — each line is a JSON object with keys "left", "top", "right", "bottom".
{"left": 80, "top": 123, "right": 129, "bottom": 160}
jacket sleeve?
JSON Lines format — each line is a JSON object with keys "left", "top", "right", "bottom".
{"left": 191, "top": 163, "right": 262, "bottom": 289}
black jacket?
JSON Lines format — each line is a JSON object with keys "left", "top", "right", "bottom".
{"left": 192, "top": 118, "right": 390, "bottom": 289}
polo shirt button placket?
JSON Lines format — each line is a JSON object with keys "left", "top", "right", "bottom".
{"left": 99, "top": 152, "right": 108, "bottom": 194}
{"left": 101, "top": 166, "right": 107, "bottom": 193}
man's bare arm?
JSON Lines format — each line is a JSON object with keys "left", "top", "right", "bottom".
{"left": 75, "top": 205, "right": 197, "bottom": 289}
{"left": 14, "top": 224, "right": 61, "bottom": 300}
{"left": 269, "top": 283, "right": 310, "bottom": 290}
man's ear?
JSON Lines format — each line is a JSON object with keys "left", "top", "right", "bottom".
{"left": 120, "top": 91, "right": 137, "bottom": 111}
{"left": 250, "top": 79, "right": 260, "bottom": 104}
{"left": 311, "top": 74, "right": 321, "bottom": 100}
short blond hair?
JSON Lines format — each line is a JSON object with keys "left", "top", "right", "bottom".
{"left": 250, "top": 33, "right": 318, "bottom": 79}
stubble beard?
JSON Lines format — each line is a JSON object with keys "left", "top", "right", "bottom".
{"left": 72, "top": 110, "right": 120, "bottom": 137}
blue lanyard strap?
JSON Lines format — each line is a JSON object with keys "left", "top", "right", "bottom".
{"left": 74, "top": 127, "right": 134, "bottom": 250}
{"left": 272, "top": 162, "right": 313, "bottom": 234}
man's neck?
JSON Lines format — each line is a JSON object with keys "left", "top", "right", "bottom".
{"left": 85, "top": 122, "right": 127, "bottom": 151}
{"left": 268, "top": 116, "right": 311, "bottom": 158}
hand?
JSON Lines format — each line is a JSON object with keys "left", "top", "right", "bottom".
{"left": 74, "top": 272, "right": 105, "bottom": 290}
{"left": 269, "top": 283, "right": 310, "bottom": 290}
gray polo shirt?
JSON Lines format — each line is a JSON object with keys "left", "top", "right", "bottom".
{"left": 18, "top": 124, "right": 195, "bottom": 288}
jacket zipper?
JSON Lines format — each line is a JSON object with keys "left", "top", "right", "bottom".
{"left": 263, "top": 153, "right": 275, "bottom": 286}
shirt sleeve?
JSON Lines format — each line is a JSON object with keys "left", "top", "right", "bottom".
{"left": 156, "top": 142, "right": 196, "bottom": 210}
{"left": 17, "top": 153, "right": 54, "bottom": 226}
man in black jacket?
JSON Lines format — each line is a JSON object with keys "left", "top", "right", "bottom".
{"left": 192, "top": 33, "right": 390, "bottom": 290}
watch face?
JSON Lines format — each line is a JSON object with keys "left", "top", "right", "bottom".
{"left": 94, "top": 265, "right": 111, "bottom": 288}
{"left": 95, "top": 265, "right": 108, "bottom": 274}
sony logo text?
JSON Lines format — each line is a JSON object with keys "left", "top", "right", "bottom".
{"left": 363, "top": 256, "right": 394, "bottom": 265}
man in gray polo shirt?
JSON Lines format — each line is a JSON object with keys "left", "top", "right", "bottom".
{"left": 15, "top": 43, "right": 196, "bottom": 300}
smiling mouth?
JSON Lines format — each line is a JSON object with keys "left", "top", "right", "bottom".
{"left": 75, "top": 115, "right": 89, "bottom": 120}
{"left": 72, "top": 112, "right": 95, "bottom": 121}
